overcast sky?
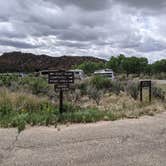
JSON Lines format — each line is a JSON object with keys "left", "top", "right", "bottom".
{"left": 0, "top": 0, "right": 166, "bottom": 62}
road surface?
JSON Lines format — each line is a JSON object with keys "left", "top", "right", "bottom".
{"left": 1, "top": 112, "right": 166, "bottom": 166}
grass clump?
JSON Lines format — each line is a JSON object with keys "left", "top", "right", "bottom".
{"left": 59, "top": 108, "right": 118, "bottom": 123}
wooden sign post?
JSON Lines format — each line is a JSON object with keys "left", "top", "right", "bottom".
{"left": 140, "top": 80, "right": 152, "bottom": 102}
{"left": 47, "top": 70, "right": 74, "bottom": 114}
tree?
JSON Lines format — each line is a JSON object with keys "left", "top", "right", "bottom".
{"left": 106, "top": 56, "right": 119, "bottom": 72}
{"left": 138, "top": 57, "right": 148, "bottom": 74}
{"left": 145, "top": 64, "right": 152, "bottom": 75}
{"left": 76, "top": 62, "right": 105, "bottom": 75}
{"left": 121, "top": 56, "right": 148, "bottom": 76}
{"left": 152, "top": 59, "right": 166, "bottom": 73}
{"left": 106, "top": 54, "right": 125, "bottom": 73}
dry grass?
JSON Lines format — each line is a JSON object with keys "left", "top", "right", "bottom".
{"left": 0, "top": 87, "right": 53, "bottom": 113}
{"left": 78, "top": 91, "right": 166, "bottom": 119}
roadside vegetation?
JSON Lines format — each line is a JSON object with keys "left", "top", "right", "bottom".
{"left": 0, "top": 73, "right": 165, "bottom": 132}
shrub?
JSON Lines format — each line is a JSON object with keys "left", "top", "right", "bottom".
{"left": 126, "top": 81, "right": 139, "bottom": 100}
{"left": 110, "top": 80, "right": 124, "bottom": 95}
{"left": 63, "top": 102, "right": 78, "bottom": 112}
{"left": 90, "top": 76, "right": 124, "bottom": 95}
{"left": 87, "top": 86, "right": 103, "bottom": 105}
{"left": 152, "top": 86, "right": 165, "bottom": 100}
{"left": 11, "top": 113, "right": 28, "bottom": 133}
{"left": 90, "top": 76, "right": 111, "bottom": 90}
{"left": 68, "top": 84, "right": 82, "bottom": 103}
{"left": 0, "top": 74, "right": 20, "bottom": 87}
{"left": 19, "top": 76, "right": 49, "bottom": 95}
{"left": 76, "top": 80, "right": 88, "bottom": 96}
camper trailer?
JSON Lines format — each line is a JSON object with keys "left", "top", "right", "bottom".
{"left": 69, "top": 69, "right": 85, "bottom": 80}
{"left": 94, "top": 69, "right": 115, "bottom": 80}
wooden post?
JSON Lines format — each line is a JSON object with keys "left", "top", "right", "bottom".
{"left": 140, "top": 86, "right": 143, "bottom": 102}
{"left": 59, "top": 89, "right": 63, "bottom": 114}
{"left": 149, "top": 81, "right": 152, "bottom": 103}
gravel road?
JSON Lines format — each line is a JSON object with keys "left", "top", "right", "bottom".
{"left": 1, "top": 112, "right": 166, "bottom": 166}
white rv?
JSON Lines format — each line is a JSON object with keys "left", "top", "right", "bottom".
{"left": 69, "top": 69, "right": 85, "bottom": 80}
{"left": 94, "top": 69, "right": 115, "bottom": 80}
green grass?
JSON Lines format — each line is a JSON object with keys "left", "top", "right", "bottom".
{"left": 0, "top": 106, "right": 120, "bottom": 132}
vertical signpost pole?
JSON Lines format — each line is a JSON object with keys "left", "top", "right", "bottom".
{"left": 149, "top": 81, "right": 152, "bottom": 103}
{"left": 59, "top": 88, "right": 63, "bottom": 114}
{"left": 140, "top": 82, "right": 143, "bottom": 102}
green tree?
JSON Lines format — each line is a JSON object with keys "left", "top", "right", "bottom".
{"left": 121, "top": 56, "right": 148, "bottom": 76}
{"left": 139, "top": 57, "right": 148, "bottom": 74}
{"left": 152, "top": 59, "right": 166, "bottom": 73}
{"left": 76, "top": 62, "right": 105, "bottom": 75}
{"left": 106, "top": 54, "right": 125, "bottom": 73}
{"left": 106, "top": 56, "right": 119, "bottom": 72}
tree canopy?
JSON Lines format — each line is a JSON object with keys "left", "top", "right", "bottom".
{"left": 76, "top": 55, "right": 165, "bottom": 76}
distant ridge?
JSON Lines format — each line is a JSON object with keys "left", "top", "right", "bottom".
{"left": 0, "top": 52, "right": 106, "bottom": 72}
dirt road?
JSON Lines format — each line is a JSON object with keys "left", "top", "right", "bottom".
{"left": 1, "top": 112, "right": 166, "bottom": 166}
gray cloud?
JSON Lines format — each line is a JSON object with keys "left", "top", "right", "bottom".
{"left": 0, "top": 38, "right": 41, "bottom": 49}
{"left": 45, "top": 0, "right": 111, "bottom": 11}
{"left": 115, "top": 0, "right": 166, "bottom": 10}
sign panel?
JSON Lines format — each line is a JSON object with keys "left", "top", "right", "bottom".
{"left": 54, "top": 84, "right": 69, "bottom": 92}
{"left": 140, "top": 80, "right": 151, "bottom": 88}
{"left": 48, "top": 71, "right": 74, "bottom": 84}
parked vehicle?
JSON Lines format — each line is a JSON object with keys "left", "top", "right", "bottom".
{"left": 94, "top": 69, "right": 115, "bottom": 80}
{"left": 69, "top": 69, "right": 85, "bottom": 80}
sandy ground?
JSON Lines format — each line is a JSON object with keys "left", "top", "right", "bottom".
{"left": 1, "top": 112, "right": 166, "bottom": 166}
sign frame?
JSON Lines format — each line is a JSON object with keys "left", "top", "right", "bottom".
{"left": 46, "top": 70, "right": 74, "bottom": 114}
{"left": 140, "top": 80, "right": 152, "bottom": 102}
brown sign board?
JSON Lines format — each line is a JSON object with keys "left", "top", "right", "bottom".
{"left": 140, "top": 80, "right": 151, "bottom": 88}
{"left": 48, "top": 71, "right": 74, "bottom": 84}
{"left": 46, "top": 70, "right": 74, "bottom": 114}
{"left": 54, "top": 84, "right": 69, "bottom": 92}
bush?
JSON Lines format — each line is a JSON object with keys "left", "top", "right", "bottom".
{"left": 126, "top": 81, "right": 139, "bottom": 100}
{"left": 19, "top": 76, "right": 49, "bottom": 95}
{"left": 110, "top": 80, "right": 124, "bottom": 95}
{"left": 90, "top": 76, "right": 124, "bottom": 95}
{"left": 90, "top": 76, "right": 111, "bottom": 90}
{"left": 63, "top": 102, "right": 78, "bottom": 112}
{"left": 152, "top": 86, "right": 165, "bottom": 100}
{"left": 0, "top": 74, "right": 20, "bottom": 87}
{"left": 76, "top": 80, "right": 88, "bottom": 96}
{"left": 87, "top": 86, "right": 103, "bottom": 105}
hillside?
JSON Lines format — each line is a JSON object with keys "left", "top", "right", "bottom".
{"left": 0, "top": 52, "right": 106, "bottom": 72}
